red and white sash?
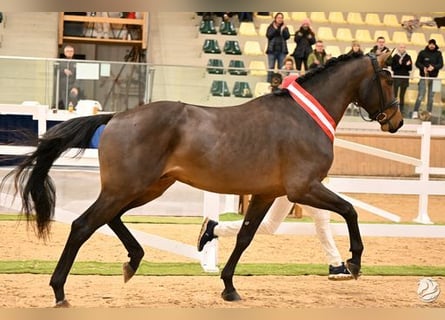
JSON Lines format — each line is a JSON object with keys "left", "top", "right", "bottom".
{"left": 285, "top": 80, "right": 336, "bottom": 142}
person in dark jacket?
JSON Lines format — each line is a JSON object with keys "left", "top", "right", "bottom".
{"left": 412, "top": 39, "right": 444, "bottom": 119}
{"left": 391, "top": 43, "right": 412, "bottom": 116}
{"left": 291, "top": 18, "right": 316, "bottom": 74}
{"left": 369, "top": 36, "right": 392, "bottom": 66}
{"left": 265, "top": 12, "right": 290, "bottom": 82}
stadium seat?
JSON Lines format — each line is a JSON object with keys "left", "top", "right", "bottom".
{"left": 325, "top": 45, "right": 341, "bottom": 58}
{"left": 233, "top": 81, "right": 253, "bottom": 98}
{"left": 291, "top": 12, "right": 308, "bottom": 22}
{"left": 206, "top": 59, "right": 224, "bottom": 74}
{"left": 310, "top": 12, "right": 328, "bottom": 24}
{"left": 419, "top": 16, "right": 436, "bottom": 28}
{"left": 239, "top": 22, "right": 257, "bottom": 36}
{"left": 199, "top": 19, "right": 217, "bottom": 34}
{"left": 210, "top": 80, "right": 230, "bottom": 96}
{"left": 254, "top": 81, "right": 271, "bottom": 97}
{"left": 400, "top": 15, "right": 415, "bottom": 25}
{"left": 328, "top": 12, "right": 346, "bottom": 24}
{"left": 335, "top": 27, "right": 354, "bottom": 42}
{"left": 429, "top": 33, "right": 445, "bottom": 48}
{"left": 373, "top": 30, "right": 392, "bottom": 44}
{"left": 287, "top": 42, "right": 296, "bottom": 55}
{"left": 228, "top": 60, "right": 248, "bottom": 76}
{"left": 258, "top": 23, "right": 269, "bottom": 37}
{"left": 355, "top": 29, "right": 374, "bottom": 43}
{"left": 287, "top": 24, "right": 295, "bottom": 35}
{"left": 244, "top": 41, "right": 263, "bottom": 56}
{"left": 317, "top": 26, "right": 336, "bottom": 41}
{"left": 224, "top": 40, "right": 242, "bottom": 55}
{"left": 249, "top": 60, "right": 268, "bottom": 76}
{"left": 220, "top": 20, "right": 237, "bottom": 35}
{"left": 346, "top": 12, "right": 365, "bottom": 25}
{"left": 392, "top": 31, "right": 409, "bottom": 45}
{"left": 364, "top": 13, "right": 382, "bottom": 26}
{"left": 410, "top": 32, "right": 427, "bottom": 46}
{"left": 383, "top": 14, "right": 400, "bottom": 27}
{"left": 406, "top": 49, "right": 417, "bottom": 64}
{"left": 202, "top": 39, "right": 222, "bottom": 54}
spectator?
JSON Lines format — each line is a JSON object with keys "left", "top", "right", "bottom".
{"left": 391, "top": 44, "right": 412, "bottom": 116}
{"left": 412, "top": 39, "right": 444, "bottom": 119}
{"left": 291, "top": 18, "right": 316, "bottom": 74}
{"left": 346, "top": 40, "right": 364, "bottom": 56}
{"left": 58, "top": 45, "right": 82, "bottom": 109}
{"left": 265, "top": 12, "right": 291, "bottom": 82}
{"left": 281, "top": 57, "right": 298, "bottom": 77}
{"left": 369, "top": 36, "right": 392, "bottom": 66}
{"left": 307, "top": 40, "right": 331, "bottom": 70}
{"left": 197, "top": 196, "right": 353, "bottom": 280}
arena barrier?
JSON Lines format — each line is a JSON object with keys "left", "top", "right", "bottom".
{"left": 1, "top": 105, "right": 445, "bottom": 271}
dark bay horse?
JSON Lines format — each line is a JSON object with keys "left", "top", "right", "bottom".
{"left": 1, "top": 52, "right": 403, "bottom": 306}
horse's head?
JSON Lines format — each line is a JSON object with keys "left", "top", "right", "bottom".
{"left": 356, "top": 52, "right": 404, "bottom": 133}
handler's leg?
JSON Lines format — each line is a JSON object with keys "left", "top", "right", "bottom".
{"left": 301, "top": 204, "right": 353, "bottom": 280}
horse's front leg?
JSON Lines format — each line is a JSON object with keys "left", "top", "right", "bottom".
{"left": 220, "top": 195, "right": 274, "bottom": 301}
{"left": 292, "top": 182, "right": 363, "bottom": 279}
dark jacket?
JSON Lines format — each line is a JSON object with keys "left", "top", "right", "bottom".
{"left": 369, "top": 45, "right": 393, "bottom": 66}
{"left": 415, "top": 46, "right": 444, "bottom": 77}
{"left": 391, "top": 52, "right": 412, "bottom": 76}
{"left": 265, "top": 23, "right": 290, "bottom": 54}
{"left": 292, "top": 27, "right": 316, "bottom": 59}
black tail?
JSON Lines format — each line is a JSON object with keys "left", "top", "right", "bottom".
{"left": 1, "top": 113, "right": 114, "bottom": 239}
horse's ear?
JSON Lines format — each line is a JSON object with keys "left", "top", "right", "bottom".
{"left": 378, "top": 51, "right": 392, "bottom": 67}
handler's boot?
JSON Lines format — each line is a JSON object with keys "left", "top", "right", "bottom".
{"left": 197, "top": 217, "right": 218, "bottom": 251}
{"left": 328, "top": 262, "right": 354, "bottom": 280}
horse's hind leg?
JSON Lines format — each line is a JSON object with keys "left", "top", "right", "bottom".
{"left": 50, "top": 193, "right": 128, "bottom": 307}
{"left": 220, "top": 194, "right": 274, "bottom": 301}
{"left": 108, "top": 216, "right": 144, "bottom": 283}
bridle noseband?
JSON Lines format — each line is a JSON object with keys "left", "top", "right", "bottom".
{"left": 356, "top": 54, "right": 399, "bottom": 127}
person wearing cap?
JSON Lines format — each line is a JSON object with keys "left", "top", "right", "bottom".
{"left": 412, "top": 39, "right": 444, "bottom": 119}
{"left": 291, "top": 18, "right": 316, "bottom": 74}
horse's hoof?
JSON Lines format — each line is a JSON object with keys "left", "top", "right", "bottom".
{"left": 54, "top": 299, "right": 71, "bottom": 308}
{"left": 346, "top": 260, "right": 361, "bottom": 279}
{"left": 123, "top": 262, "right": 136, "bottom": 283}
{"left": 221, "top": 289, "right": 241, "bottom": 301}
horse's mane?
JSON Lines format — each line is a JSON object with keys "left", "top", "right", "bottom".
{"left": 296, "top": 53, "right": 364, "bottom": 84}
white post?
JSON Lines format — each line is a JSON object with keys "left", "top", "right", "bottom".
{"left": 200, "top": 191, "right": 220, "bottom": 272}
{"left": 413, "top": 121, "right": 433, "bottom": 224}
{"left": 36, "top": 105, "right": 47, "bottom": 136}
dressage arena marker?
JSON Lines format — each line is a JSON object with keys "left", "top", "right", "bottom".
{"left": 1, "top": 106, "right": 445, "bottom": 270}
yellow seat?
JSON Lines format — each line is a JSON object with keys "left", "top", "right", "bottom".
{"left": 249, "top": 60, "right": 268, "bottom": 76}
{"left": 243, "top": 41, "right": 263, "bottom": 56}
{"left": 310, "top": 12, "right": 328, "bottom": 24}
{"left": 254, "top": 82, "right": 271, "bottom": 97}
{"left": 392, "top": 31, "right": 409, "bottom": 45}
{"left": 410, "top": 32, "right": 427, "bottom": 46}
{"left": 373, "top": 30, "right": 392, "bottom": 44}
{"left": 400, "top": 15, "right": 415, "bottom": 25}
{"left": 239, "top": 22, "right": 257, "bottom": 36}
{"left": 355, "top": 29, "right": 374, "bottom": 43}
{"left": 328, "top": 12, "right": 346, "bottom": 24}
{"left": 287, "top": 24, "right": 295, "bottom": 35}
{"left": 364, "top": 13, "right": 382, "bottom": 26}
{"left": 406, "top": 49, "right": 417, "bottom": 64}
{"left": 325, "top": 45, "right": 341, "bottom": 58}
{"left": 429, "top": 33, "right": 445, "bottom": 47}
{"left": 287, "top": 42, "right": 296, "bottom": 55}
{"left": 419, "top": 16, "right": 435, "bottom": 28}
{"left": 383, "top": 14, "right": 400, "bottom": 27}
{"left": 258, "top": 23, "right": 269, "bottom": 37}
{"left": 317, "top": 26, "right": 336, "bottom": 41}
{"left": 346, "top": 12, "right": 364, "bottom": 25}
{"left": 291, "top": 12, "right": 308, "bottom": 22}
{"left": 335, "top": 27, "right": 354, "bottom": 42}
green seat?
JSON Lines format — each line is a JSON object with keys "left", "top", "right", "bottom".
{"left": 206, "top": 59, "right": 224, "bottom": 74}
{"left": 202, "top": 39, "right": 222, "bottom": 54}
{"left": 199, "top": 19, "right": 217, "bottom": 34}
{"left": 210, "top": 80, "right": 230, "bottom": 97}
{"left": 228, "top": 60, "right": 247, "bottom": 76}
{"left": 233, "top": 81, "right": 253, "bottom": 98}
{"left": 219, "top": 21, "right": 237, "bottom": 35}
{"left": 223, "top": 40, "right": 242, "bottom": 55}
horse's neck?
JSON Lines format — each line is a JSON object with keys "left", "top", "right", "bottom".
{"left": 305, "top": 61, "right": 367, "bottom": 125}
